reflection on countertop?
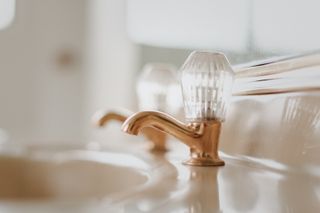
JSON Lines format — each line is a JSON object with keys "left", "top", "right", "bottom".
{"left": 222, "top": 94, "right": 320, "bottom": 167}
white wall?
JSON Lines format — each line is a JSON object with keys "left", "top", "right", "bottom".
{"left": 0, "top": 0, "right": 86, "bottom": 145}
{"left": 0, "top": 0, "right": 140, "bottom": 146}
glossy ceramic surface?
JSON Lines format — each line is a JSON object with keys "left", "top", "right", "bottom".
{"left": 0, "top": 150, "right": 148, "bottom": 201}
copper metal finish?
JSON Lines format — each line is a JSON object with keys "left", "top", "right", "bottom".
{"left": 122, "top": 111, "right": 224, "bottom": 166}
{"left": 93, "top": 110, "right": 127, "bottom": 126}
{"left": 92, "top": 109, "right": 167, "bottom": 152}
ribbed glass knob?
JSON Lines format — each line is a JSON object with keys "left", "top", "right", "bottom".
{"left": 180, "top": 51, "right": 234, "bottom": 122}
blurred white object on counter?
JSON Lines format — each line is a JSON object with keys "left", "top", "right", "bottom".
{"left": 136, "top": 63, "right": 183, "bottom": 117}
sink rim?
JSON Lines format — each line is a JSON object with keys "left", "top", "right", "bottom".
{"left": 0, "top": 149, "right": 152, "bottom": 203}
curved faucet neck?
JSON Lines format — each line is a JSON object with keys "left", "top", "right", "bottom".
{"left": 122, "top": 111, "right": 202, "bottom": 150}
{"left": 93, "top": 110, "right": 128, "bottom": 127}
{"left": 122, "top": 110, "right": 225, "bottom": 166}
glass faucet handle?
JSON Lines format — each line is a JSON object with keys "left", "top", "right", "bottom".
{"left": 180, "top": 51, "right": 234, "bottom": 122}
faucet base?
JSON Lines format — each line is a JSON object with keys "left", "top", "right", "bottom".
{"left": 183, "top": 158, "right": 224, "bottom": 166}
{"left": 142, "top": 127, "right": 168, "bottom": 153}
{"left": 183, "top": 151, "right": 225, "bottom": 166}
{"left": 149, "top": 145, "right": 168, "bottom": 153}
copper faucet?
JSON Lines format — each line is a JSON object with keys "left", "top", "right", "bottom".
{"left": 122, "top": 51, "right": 235, "bottom": 166}
{"left": 122, "top": 110, "right": 224, "bottom": 166}
{"left": 122, "top": 51, "right": 320, "bottom": 166}
{"left": 92, "top": 109, "right": 167, "bottom": 152}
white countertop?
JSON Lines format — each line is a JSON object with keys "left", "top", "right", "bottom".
{"left": 0, "top": 141, "right": 318, "bottom": 213}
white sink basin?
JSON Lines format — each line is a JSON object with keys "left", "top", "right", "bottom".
{"left": 0, "top": 151, "right": 148, "bottom": 201}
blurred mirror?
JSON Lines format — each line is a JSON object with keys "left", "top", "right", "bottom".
{"left": 128, "top": 0, "right": 320, "bottom": 64}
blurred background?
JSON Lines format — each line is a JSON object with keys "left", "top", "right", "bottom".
{"left": 0, "top": 0, "right": 319, "bottom": 146}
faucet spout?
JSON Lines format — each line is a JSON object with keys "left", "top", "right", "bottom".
{"left": 92, "top": 109, "right": 168, "bottom": 152}
{"left": 122, "top": 111, "right": 202, "bottom": 150}
{"left": 92, "top": 110, "right": 127, "bottom": 127}
{"left": 122, "top": 110, "right": 225, "bottom": 166}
